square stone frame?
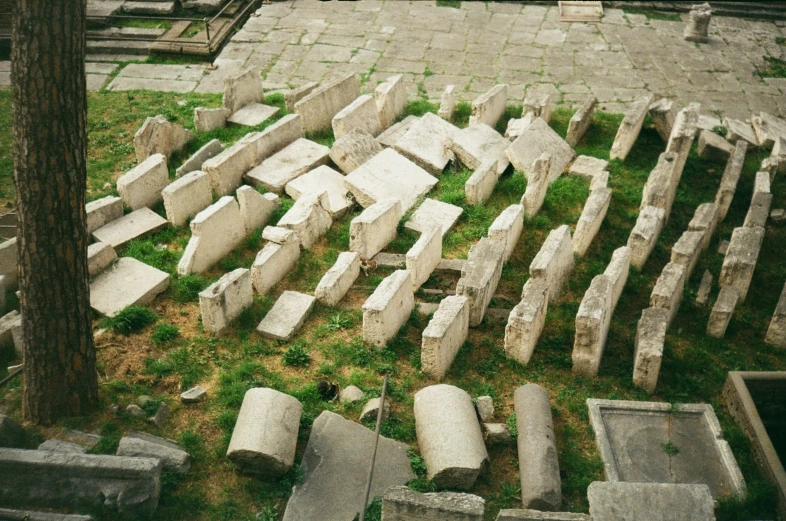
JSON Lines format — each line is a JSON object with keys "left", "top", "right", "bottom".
{"left": 587, "top": 399, "right": 746, "bottom": 496}
{"left": 724, "top": 371, "right": 786, "bottom": 519}
{"left": 558, "top": 1, "right": 603, "bottom": 23}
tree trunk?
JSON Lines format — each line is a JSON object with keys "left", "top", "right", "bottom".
{"left": 12, "top": 0, "right": 98, "bottom": 425}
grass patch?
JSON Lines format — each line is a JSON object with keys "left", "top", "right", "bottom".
{"left": 151, "top": 323, "right": 180, "bottom": 345}
{"left": 622, "top": 8, "right": 682, "bottom": 22}
{"left": 436, "top": 0, "right": 461, "bottom": 7}
{"left": 101, "top": 305, "right": 158, "bottom": 335}
{"left": 758, "top": 56, "right": 786, "bottom": 79}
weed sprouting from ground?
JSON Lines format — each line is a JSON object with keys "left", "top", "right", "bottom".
{"left": 282, "top": 342, "right": 312, "bottom": 367}
{"left": 102, "top": 305, "right": 158, "bottom": 335}
{"left": 151, "top": 323, "right": 180, "bottom": 345}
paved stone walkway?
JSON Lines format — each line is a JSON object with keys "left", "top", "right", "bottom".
{"left": 2, "top": 1, "right": 786, "bottom": 119}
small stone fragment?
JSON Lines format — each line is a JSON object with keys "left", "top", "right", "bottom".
{"left": 475, "top": 396, "right": 494, "bottom": 422}
{"left": 695, "top": 270, "right": 713, "bottom": 306}
{"left": 181, "top": 385, "right": 207, "bottom": 404}
{"left": 339, "top": 385, "right": 364, "bottom": 404}
{"left": 359, "top": 397, "right": 391, "bottom": 423}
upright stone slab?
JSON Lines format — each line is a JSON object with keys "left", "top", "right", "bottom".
{"left": 227, "top": 388, "right": 302, "bottom": 477}
{"left": 754, "top": 170, "right": 771, "bottom": 196}
{"left": 515, "top": 384, "right": 561, "bottom": 511}
{"left": 696, "top": 269, "right": 713, "bottom": 306}
{"left": 568, "top": 155, "right": 608, "bottom": 180}
{"left": 133, "top": 115, "right": 194, "bottom": 162}
{"left": 162, "top": 170, "right": 213, "bottom": 227}
{"left": 237, "top": 185, "right": 279, "bottom": 234}
{"left": 315, "top": 252, "right": 360, "bottom": 306}
{"left": 640, "top": 153, "right": 678, "bottom": 219}
{"left": 456, "top": 238, "right": 505, "bottom": 326}
{"left": 178, "top": 197, "right": 246, "bottom": 275}
{"left": 573, "top": 188, "right": 612, "bottom": 257}
{"left": 91, "top": 201, "right": 167, "bottom": 248}
{"left": 744, "top": 191, "right": 773, "bottom": 229}
{"left": 117, "top": 153, "right": 168, "bottom": 210}
{"left": 719, "top": 226, "right": 765, "bottom": 302}
{"left": 421, "top": 295, "right": 470, "bottom": 379}
{"left": 715, "top": 140, "right": 748, "bottom": 222}
{"left": 684, "top": 2, "right": 712, "bottom": 42}
{"left": 506, "top": 118, "right": 575, "bottom": 184}
{"left": 724, "top": 117, "right": 759, "bottom": 147}
{"left": 251, "top": 237, "right": 300, "bottom": 294}
{"left": 449, "top": 123, "right": 510, "bottom": 174}
{"left": 382, "top": 486, "right": 485, "bottom": 521}
{"left": 284, "top": 81, "right": 318, "bottom": 112}
{"left": 751, "top": 111, "right": 786, "bottom": 149}
{"left": 628, "top": 206, "right": 666, "bottom": 269}
{"left": 332, "top": 94, "right": 383, "bottom": 140}
{"left": 294, "top": 73, "right": 361, "bottom": 134}
{"left": 521, "top": 153, "right": 551, "bottom": 218}
{"left": 245, "top": 138, "right": 330, "bottom": 194}
{"left": 466, "top": 160, "right": 500, "bottom": 205}
{"left": 394, "top": 112, "right": 458, "bottom": 175}
{"left": 199, "top": 268, "right": 253, "bottom": 335}
{"left": 633, "top": 307, "right": 670, "bottom": 394}
{"left": 609, "top": 95, "right": 654, "bottom": 161}
{"left": 588, "top": 482, "right": 714, "bottom": 521}
{"left": 530, "top": 225, "right": 574, "bottom": 303}
{"left": 350, "top": 198, "right": 402, "bottom": 259}
{"left": 649, "top": 98, "right": 677, "bottom": 142}
{"left": 86, "top": 196, "right": 124, "bottom": 235}
{"left": 405, "top": 198, "right": 463, "bottom": 237}
{"left": 565, "top": 95, "right": 596, "bottom": 147}
{"left": 707, "top": 286, "right": 739, "bottom": 338}
{"left": 277, "top": 191, "right": 332, "bottom": 250}
{"left": 698, "top": 130, "right": 734, "bottom": 162}
{"left": 200, "top": 136, "right": 256, "bottom": 197}
{"left": 286, "top": 166, "right": 352, "bottom": 218}
{"left": 375, "top": 74, "right": 407, "bottom": 130}
{"left": 505, "top": 113, "right": 536, "bottom": 141}
{"left": 670, "top": 230, "right": 705, "bottom": 281}
{"left": 89, "top": 257, "right": 170, "bottom": 317}
{"left": 244, "top": 113, "right": 304, "bottom": 164}
{"left": 572, "top": 275, "right": 613, "bottom": 378}
{"left": 194, "top": 107, "right": 230, "bottom": 132}
{"left": 505, "top": 278, "right": 549, "bottom": 365}
{"left": 650, "top": 262, "right": 687, "bottom": 327}
{"left": 765, "top": 283, "right": 786, "bottom": 348}
{"left": 438, "top": 85, "right": 456, "bottom": 121}
{"left": 414, "top": 385, "right": 489, "bottom": 490}
{"left": 604, "top": 246, "right": 631, "bottom": 313}
{"left": 0, "top": 239, "right": 16, "bottom": 290}
{"left": 688, "top": 202, "right": 719, "bottom": 251}
{"left": 523, "top": 86, "right": 553, "bottom": 124}
{"left": 257, "top": 291, "right": 316, "bottom": 341}
{"left": 362, "top": 270, "right": 415, "bottom": 348}
{"left": 222, "top": 69, "right": 264, "bottom": 113}
{"left": 665, "top": 103, "right": 700, "bottom": 192}
{"left": 175, "top": 138, "right": 222, "bottom": 177}
{"left": 489, "top": 204, "right": 524, "bottom": 263}
{"left": 406, "top": 227, "right": 442, "bottom": 291}
{"left": 87, "top": 242, "right": 117, "bottom": 277}
{"left": 329, "top": 129, "right": 383, "bottom": 174}
{"left": 469, "top": 84, "right": 507, "bottom": 127}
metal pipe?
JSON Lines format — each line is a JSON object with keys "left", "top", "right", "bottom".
{"left": 359, "top": 376, "right": 388, "bottom": 521}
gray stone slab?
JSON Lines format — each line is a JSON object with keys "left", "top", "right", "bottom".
{"left": 449, "top": 123, "right": 510, "bottom": 174}
{"left": 38, "top": 440, "right": 89, "bottom": 454}
{"left": 91, "top": 208, "right": 168, "bottom": 249}
{"left": 394, "top": 113, "right": 459, "bottom": 175}
{"left": 506, "top": 118, "right": 575, "bottom": 184}
{"left": 404, "top": 198, "right": 463, "bottom": 237}
{"left": 89, "top": 257, "right": 170, "bottom": 317}
{"left": 256, "top": 291, "right": 316, "bottom": 341}
{"left": 227, "top": 103, "right": 280, "bottom": 127}
{"left": 0, "top": 508, "right": 92, "bottom": 521}
{"left": 587, "top": 481, "right": 714, "bottom": 521}
{"left": 117, "top": 433, "right": 191, "bottom": 473}
{"left": 377, "top": 115, "right": 418, "bottom": 148}
{"left": 382, "top": 486, "right": 484, "bottom": 521}
{"left": 245, "top": 138, "right": 330, "bottom": 194}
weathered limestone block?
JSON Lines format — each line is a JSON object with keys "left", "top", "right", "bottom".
{"left": 515, "top": 384, "right": 561, "bottom": 511}
{"left": 573, "top": 187, "right": 612, "bottom": 257}
{"left": 377, "top": 115, "right": 418, "bottom": 148}
{"left": 406, "top": 227, "right": 442, "bottom": 291}
{"left": 363, "top": 270, "right": 415, "bottom": 348}
{"left": 421, "top": 295, "right": 470, "bottom": 379}
{"left": 719, "top": 226, "right": 765, "bottom": 302}
{"left": 199, "top": 268, "right": 252, "bottom": 335}
{"left": 600, "top": 247, "right": 629, "bottom": 315}
{"left": 698, "top": 130, "right": 734, "bottom": 162}
{"left": 751, "top": 111, "right": 786, "bottom": 149}
{"left": 489, "top": 204, "right": 524, "bottom": 263}
{"left": 476, "top": 396, "right": 494, "bottom": 422}
{"left": 496, "top": 510, "right": 590, "bottom": 521}
{"left": 438, "top": 84, "right": 456, "bottom": 121}
{"left": 696, "top": 269, "right": 713, "bottom": 306}
{"left": 193, "top": 107, "right": 230, "bottom": 133}
{"left": 382, "top": 486, "right": 485, "bottom": 521}
{"left": 469, "top": 84, "right": 507, "bottom": 127}
{"left": 484, "top": 423, "right": 512, "bottom": 446}
{"left": 754, "top": 170, "right": 771, "bottom": 195}
{"left": 568, "top": 155, "right": 608, "bottom": 180}
{"left": 504, "top": 278, "right": 549, "bottom": 365}
{"left": 250, "top": 237, "right": 300, "bottom": 294}
{"left": 257, "top": 291, "right": 316, "bottom": 341}
{"left": 86, "top": 195, "right": 124, "bottom": 235}
{"left": 684, "top": 3, "right": 712, "bottom": 42}
{"left": 565, "top": 95, "right": 596, "bottom": 147}
{"left": 665, "top": 103, "right": 700, "bottom": 190}
{"left": 237, "top": 185, "right": 279, "bottom": 234}
{"left": 529, "top": 225, "right": 574, "bottom": 303}
{"left": 650, "top": 262, "right": 687, "bottom": 327}
{"left": 707, "top": 286, "right": 739, "bottom": 338}
{"left": 284, "top": 81, "right": 317, "bottom": 112}
{"left": 765, "top": 282, "right": 786, "bottom": 348}
{"left": 505, "top": 113, "right": 536, "bottom": 141}
{"left": 227, "top": 103, "right": 278, "bottom": 127}
{"left": 294, "top": 73, "right": 361, "bottom": 134}
{"left": 329, "top": 129, "right": 382, "bottom": 173}
{"left": 688, "top": 202, "right": 719, "bottom": 252}
{"left": 178, "top": 197, "right": 246, "bottom": 275}
{"left": 723, "top": 118, "right": 759, "bottom": 147}
{"left": 227, "top": 388, "right": 302, "bottom": 477}
{"left": 628, "top": 206, "right": 666, "bottom": 270}
{"left": 116, "top": 432, "right": 190, "bottom": 474}
{"left": 162, "top": 170, "right": 213, "bottom": 227}
{"left": 89, "top": 258, "right": 170, "bottom": 317}
{"left": 591, "top": 170, "right": 609, "bottom": 191}
{"left": 414, "top": 385, "right": 489, "bottom": 490}
{"left": 507, "top": 118, "right": 575, "bottom": 184}
{"left": 332, "top": 94, "right": 383, "bottom": 140}
{"left": 640, "top": 153, "right": 677, "bottom": 219}
{"left": 744, "top": 191, "right": 772, "bottom": 229}
{"left": 277, "top": 191, "right": 332, "bottom": 250}
{"left": 0, "top": 239, "right": 16, "bottom": 290}
{"left": 315, "top": 252, "right": 360, "bottom": 306}
{"left": 523, "top": 86, "right": 553, "bottom": 124}
{"left": 222, "top": 69, "right": 264, "bottom": 114}
{"left": 375, "top": 74, "right": 407, "bottom": 130}
{"left": 466, "top": 160, "right": 500, "bottom": 205}
{"left": 350, "top": 198, "right": 402, "bottom": 259}
{"left": 456, "top": 238, "right": 505, "bottom": 326}
{"left": 715, "top": 140, "right": 748, "bottom": 222}
{"left": 633, "top": 307, "right": 670, "bottom": 394}
{"left": 181, "top": 385, "right": 206, "bottom": 404}
{"left": 649, "top": 98, "right": 677, "bottom": 142}
{"left": 670, "top": 230, "right": 705, "bottom": 281}
{"left": 243, "top": 113, "right": 304, "bottom": 164}
{"left": 201, "top": 137, "right": 256, "bottom": 197}
{"left": 133, "top": 115, "right": 194, "bottom": 162}
{"left": 87, "top": 242, "right": 117, "bottom": 277}
{"left": 450, "top": 123, "right": 510, "bottom": 174}
{"left": 405, "top": 198, "right": 463, "bottom": 237}
{"left": 609, "top": 94, "right": 654, "bottom": 161}
{"left": 588, "top": 482, "right": 714, "bottom": 521}
{"left": 117, "top": 153, "right": 168, "bottom": 210}
{"left": 394, "top": 112, "right": 458, "bottom": 175}
{"left": 245, "top": 138, "right": 330, "bottom": 194}
{"left": 0, "top": 448, "right": 161, "bottom": 517}
{"left": 176, "top": 139, "right": 222, "bottom": 177}
{"left": 286, "top": 165, "right": 352, "bottom": 218}
{"left": 0, "top": 311, "right": 22, "bottom": 359}
{"left": 521, "top": 153, "right": 551, "bottom": 218}
{"left": 572, "top": 275, "right": 613, "bottom": 378}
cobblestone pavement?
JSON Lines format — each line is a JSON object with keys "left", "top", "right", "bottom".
{"left": 2, "top": 1, "right": 786, "bottom": 118}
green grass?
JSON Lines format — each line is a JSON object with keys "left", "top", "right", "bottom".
{"left": 758, "top": 56, "right": 786, "bottom": 79}
{"left": 622, "top": 8, "right": 682, "bottom": 22}
{"left": 436, "top": 0, "right": 461, "bottom": 8}
{"left": 101, "top": 305, "right": 158, "bottom": 335}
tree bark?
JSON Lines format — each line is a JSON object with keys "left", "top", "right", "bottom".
{"left": 12, "top": 0, "right": 98, "bottom": 425}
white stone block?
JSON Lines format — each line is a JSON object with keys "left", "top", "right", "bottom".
{"left": 521, "top": 152, "right": 551, "bottom": 218}
{"left": 394, "top": 113, "right": 459, "bottom": 175}
{"left": 227, "top": 103, "right": 279, "bottom": 127}
{"left": 530, "top": 225, "right": 574, "bottom": 303}
{"left": 488, "top": 204, "right": 524, "bottom": 263}
{"left": 688, "top": 202, "right": 719, "bottom": 252}
{"left": 469, "top": 84, "right": 507, "bottom": 128}
{"left": 286, "top": 165, "right": 352, "bottom": 217}
{"left": 715, "top": 140, "right": 748, "bottom": 222}
{"left": 719, "top": 226, "right": 765, "bottom": 302}
{"left": 406, "top": 226, "right": 442, "bottom": 291}
{"left": 91, "top": 208, "right": 168, "bottom": 249}
{"left": 175, "top": 138, "right": 222, "bottom": 178}
{"left": 449, "top": 123, "right": 510, "bottom": 174}
{"left": 315, "top": 251, "right": 360, "bottom": 306}
{"left": 86, "top": 196, "right": 124, "bottom": 234}
{"left": 405, "top": 198, "right": 463, "bottom": 238}
{"left": 707, "top": 286, "right": 739, "bottom": 339}
{"left": 421, "top": 295, "right": 469, "bottom": 379}
{"left": 573, "top": 187, "right": 612, "bottom": 257}
{"left": 294, "top": 73, "right": 362, "bottom": 134}
{"left": 438, "top": 85, "right": 456, "bottom": 121}
{"left": 285, "top": 82, "right": 318, "bottom": 112}
{"left": 603, "top": 246, "right": 631, "bottom": 314}
{"left": 245, "top": 138, "right": 330, "bottom": 194}
{"left": 375, "top": 75, "right": 407, "bottom": 130}
{"left": 199, "top": 268, "right": 252, "bottom": 335}
{"left": 162, "top": 170, "right": 213, "bottom": 227}
{"left": 133, "top": 115, "right": 194, "bottom": 162}
{"left": 223, "top": 68, "right": 264, "bottom": 114}
{"left": 332, "top": 94, "right": 383, "bottom": 140}
{"left": 329, "top": 129, "right": 383, "bottom": 174}
{"left": 650, "top": 262, "right": 687, "bottom": 327}
{"left": 237, "top": 186, "right": 279, "bottom": 235}
{"left": 633, "top": 307, "right": 670, "bottom": 394}
{"left": 609, "top": 94, "right": 654, "bottom": 161}
{"left": 572, "top": 274, "right": 613, "bottom": 377}
{"left": 649, "top": 97, "right": 678, "bottom": 142}
{"left": 87, "top": 242, "right": 117, "bottom": 278}
{"left": 456, "top": 238, "right": 505, "bottom": 326}
{"left": 89, "top": 257, "right": 170, "bottom": 317}
{"left": 504, "top": 278, "right": 549, "bottom": 365}
{"left": 243, "top": 113, "right": 304, "bottom": 163}
{"left": 194, "top": 107, "right": 230, "bottom": 133}
{"left": 751, "top": 111, "right": 786, "bottom": 149}
{"left": 350, "top": 198, "right": 402, "bottom": 259}
{"left": 670, "top": 230, "right": 705, "bottom": 281}
{"left": 569, "top": 155, "right": 608, "bottom": 179}
{"left": 117, "top": 153, "right": 169, "bottom": 210}
{"left": 177, "top": 197, "right": 246, "bottom": 275}
{"left": 506, "top": 118, "right": 575, "bottom": 184}
{"left": 277, "top": 190, "right": 332, "bottom": 250}
{"left": 251, "top": 238, "right": 300, "bottom": 295}
{"left": 523, "top": 86, "right": 553, "bottom": 124}
{"left": 363, "top": 270, "right": 415, "bottom": 348}
{"left": 465, "top": 160, "right": 499, "bottom": 205}
{"left": 377, "top": 115, "right": 418, "bottom": 148}
{"left": 627, "top": 206, "right": 666, "bottom": 270}
{"left": 201, "top": 137, "right": 257, "bottom": 198}
{"left": 257, "top": 291, "right": 316, "bottom": 341}
{"left": 566, "top": 95, "right": 596, "bottom": 147}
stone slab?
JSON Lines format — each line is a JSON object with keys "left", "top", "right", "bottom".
{"left": 251, "top": 239, "right": 300, "bottom": 295}
{"left": 587, "top": 481, "right": 714, "bottom": 521}
{"left": 315, "top": 252, "right": 360, "bottom": 307}
{"left": 245, "top": 138, "right": 330, "bottom": 194}
{"left": 572, "top": 274, "right": 613, "bottom": 378}
{"left": 633, "top": 307, "right": 669, "bottom": 394}
{"left": 175, "top": 138, "right": 222, "bottom": 177}
{"left": 223, "top": 68, "right": 264, "bottom": 114}
{"left": 505, "top": 278, "right": 549, "bottom": 365}
{"left": 530, "top": 225, "right": 574, "bottom": 303}
{"left": 86, "top": 196, "right": 124, "bottom": 235}
{"left": 293, "top": 73, "right": 362, "bottom": 134}
{"left": 377, "top": 115, "right": 418, "bottom": 148}
{"left": 394, "top": 112, "right": 459, "bottom": 175}
{"left": 627, "top": 206, "right": 666, "bottom": 270}
{"left": 329, "top": 129, "right": 383, "bottom": 174}
{"left": 765, "top": 282, "right": 786, "bottom": 348}
{"left": 87, "top": 242, "right": 117, "bottom": 278}
{"left": 566, "top": 95, "right": 596, "bottom": 147}
{"left": 162, "top": 170, "right": 213, "bottom": 227}
{"left": 226, "top": 103, "right": 280, "bottom": 127}
{"left": 91, "top": 208, "right": 167, "bottom": 249}
{"left": 332, "top": 94, "right": 382, "bottom": 140}
{"left": 421, "top": 295, "right": 470, "bottom": 379}
{"left": 573, "top": 187, "right": 612, "bottom": 257}
{"left": 719, "top": 226, "right": 765, "bottom": 302}
{"left": 382, "top": 486, "right": 484, "bottom": 521}
{"left": 177, "top": 197, "right": 246, "bottom": 275}
{"left": 610, "top": 95, "right": 654, "bottom": 161}
{"left": 116, "top": 433, "right": 190, "bottom": 474}
{"left": 469, "top": 84, "right": 507, "bottom": 128}
{"left": 457, "top": 238, "right": 505, "bottom": 326}
{"left": 199, "top": 268, "right": 253, "bottom": 335}
{"left": 257, "top": 291, "right": 316, "bottom": 341}
{"left": 350, "top": 198, "right": 402, "bottom": 260}
{"left": 405, "top": 198, "right": 463, "bottom": 237}
{"left": 116, "top": 153, "right": 168, "bottom": 211}
{"left": 363, "top": 270, "right": 414, "bottom": 348}
{"left": 449, "top": 123, "right": 510, "bottom": 174}
{"left": 375, "top": 75, "right": 407, "bottom": 130}
{"left": 285, "top": 165, "right": 352, "bottom": 217}
{"left": 89, "top": 257, "right": 170, "bottom": 317}
{"left": 506, "top": 118, "right": 576, "bottom": 184}
{"left": 707, "top": 286, "right": 739, "bottom": 339}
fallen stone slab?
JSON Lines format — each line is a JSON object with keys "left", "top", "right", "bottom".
{"left": 199, "top": 268, "right": 252, "bottom": 335}
{"left": 568, "top": 155, "right": 608, "bottom": 179}
{"left": 329, "top": 128, "right": 382, "bottom": 174}
{"left": 457, "top": 238, "right": 505, "bottom": 326}
{"left": 506, "top": 118, "right": 575, "bottom": 184}
{"left": 332, "top": 94, "right": 382, "bottom": 140}
{"left": 469, "top": 84, "right": 507, "bottom": 128}
{"left": 665, "top": 103, "right": 700, "bottom": 190}
{"left": 251, "top": 237, "right": 300, "bottom": 294}
{"left": 521, "top": 153, "right": 551, "bottom": 218}
{"left": 523, "top": 86, "right": 553, "bottom": 124}
{"left": 752, "top": 111, "right": 786, "bottom": 150}
{"left": 162, "top": 170, "right": 213, "bottom": 227}
{"left": 765, "top": 282, "right": 786, "bottom": 348}
{"left": 697, "top": 113, "right": 722, "bottom": 135}
{"left": 345, "top": 148, "right": 438, "bottom": 213}
{"left": 465, "top": 160, "right": 500, "bottom": 205}
{"left": 609, "top": 94, "right": 654, "bottom": 161}
{"left": 723, "top": 117, "right": 758, "bottom": 147}
{"left": 414, "top": 384, "right": 488, "bottom": 490}
{"left": 394, "top": 112, "right": 458, "bottom": 175}
{"left": 359, "top": 397, "right": 390, "bottom": 423}
{"left": 484, "top": 423, "right": 512, "bottom": 446}
{"left": 339, "top": 385, "right": 364, "bottom": 404}
{"left": 633, "top": 307, "right": 670, "bottom": 394}
{"left": 438, "top": 84, "right": 456, "bottom": 121}
{"left": 565, "top": 95, "right": 596, "bottom": 147}
{"left": 515, "top": 384, "right": 561, "bottom": 511}
{"left": 573, "top": 187, "right": 612, "bottom": 257}
{"left": 405, "top": 198, "right": 463, "bottom": 237}
{"left": 382, "top": 486, "right": 485, "bottom": 521}
{"left": 363, "top": 270, "right": 414, "bottom": 348}
{"left": 715, "top": 140, "right": 748, "bottom": 222}
{"left": 627, "top": 206, "right": 666, "bottom": 270}
{"left": 86, "top": 195, "right": 123, "bottom": 235}
{"left": 178, "top": 197, "right": 246, "bottom": 275}
{"left": 572, "top": 275, "right": 613, "bottom": 378}
{"left": 377, "top": 115, "right": 418, "bottom": 148}
{"left": 707, "top": 286, "right": 739, "bottom": 338}
{"left": 489, "top": 204, "right": 524, "bottom": 263}
{"left": 421, "top": 295, "right": 470, "bottom": 379}
{"left": 277, "top": 190, "right": 332, "bottom": 250}
{"left": 670, "top": 230, "right": 704, "bottom": 281}
{"left": 744, "top": 191, "right": 773, "bottom": 229}
{"left": 719, "top": 226, "right": 765, "bottom": 302}
{"left": 222, "top": 68, "right": 264, "bottom": 114}
{"left": 603, "top": 246, "right": 630, "bottom": 314}
{"left": 38, "top": 439, "right": 89, "bottom": 454}
{"left": 587, "top": 482, "right": 714, "bottom": 521}
{"left": 504, "top": 113, "right": 535, "bottom": 141}
{"left": 87, "top": 242, "right": 117, "bottom": 278}
{"left": 754, "top": 170, "right": 771, "bottom": 196}
{"left": 504, "top": 278, "right": 549, "bottom": 365}
{"left": 496, "top": 510, "right": 590, "bottom": 521}
{"left": 227, "top": 102, "right": 279, "bottom": 127}
{"left": 698, "top": 129, "right": 733, "bottom": 162}
{"left": 0, "top": 415, "right": 24, "bottom": 449}
{"left": 640, "top": 152, "right": 678, "bottom": 219}
{"left": 133, "top": 115, "right": 194, "bottom": 162}
{"left": 227, "top": 388, "right": 301, "bottom": 478}
{"left": 315, "top": 252, "right": 360, "bottom": 307}
{"left": 193, "top": 107, "right": 230, "bottom": 133}
{"left": 286, "top": 165, "right": 352, "bottom": 218}
{"left": 117, "top": 153, "right": 168, "bottom": 211}
{"left": 284, "top": 82, "right": 318, "bottom": 112}
{"left": 117, "top": 432, "right": 190, "bottom": 474}
{"left": 257, "top": 291, "right": 316, "bottom": 341}
{"left": 294, "top": 73, "right": 361, "bottom": 134}
{"left": 530, "top": 225, "right": 574, "bottom": 303}
{"left": 688, "top": 202, "right": 719, "bottom": 252}
{"left": 175, "top": 139, "right": 222, "bottom": 178}
{"left": 406, "top": 226, "right": 442, "bottom": 291}
{"left": 282, "top": 410, "right": 413, "bottom": 521}
{"left": 180, "top": 385, "right": 206, "bottom": 404}
{"left": 449, "top": 123, "right": 510, "bottom": 174}
{"left": 650, "top": 262, "right": 687, "bottom": 327}
{"left": 350, "top": 198, "right": 402, "bottom": 259}
{"left": 0, "top": 448, "right": 161, "bottom": 517}
{"left": 237, "top": 185, "right": 279, "bottom": 235}
{"left": 90, "top": 257, "right": 169, "bottom": 317}
{"left": 0, "top": 509, "right": 92, "bottom": 521}
{"left": 695, "top": 270, "right": 713, "bottom": 306}
{"left": 649, "top": 98, "right": 677, "bottom": 142}
{"left": 245, "top": 138, "right": 330, "bottom": 194}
